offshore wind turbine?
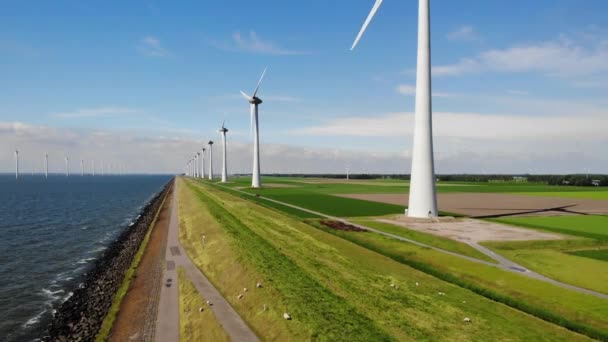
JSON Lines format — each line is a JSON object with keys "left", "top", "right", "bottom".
{"left": 91, "top": 160, "right": 95, "bottom": 176}
{"left": 45, "top": 153, "right": 49, "bottom": 179}
{"left": 15, "top": 149, "right": 19, "bottom": 180}
{"left": 240, "top": 67, "right": 267, "bottom": 188}
{"left": 207, "top": 140, "right": 214, "bottom": 180}
{"left": 351, "top": 0, "right": 438, "bottom": 218}
{"left": 65, "top": 156, "right": 69, "bottom": 177}
{"left": 219, "top": 122, "right": 229, "bottom": 183}
{"left": 80, "top": 159, "right": 84, "bottom": 176}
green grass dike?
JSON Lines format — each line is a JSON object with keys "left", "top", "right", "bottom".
{"left": 178, "top": 177, "right": 598, "bottom": 341}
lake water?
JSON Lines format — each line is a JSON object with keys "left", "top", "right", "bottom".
{"left": 0, "top": 174, "right": 171, "bottom": 341}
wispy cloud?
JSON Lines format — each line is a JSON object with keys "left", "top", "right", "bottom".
{"left": 211, "top": 31, "right": 311, "bottom": 55}
{"left": 435, "top": 32, "right": 608, "bottom": 78}
{"left": 446, "top": 25, "right": 480, "bottom": 42}
{"left": 137, "top": 36, "right": 170, "bottom": 57}
{"left": 396, "top": 84, "right": 453, "bottom": 98}
{"left": 292, "top": 111, "right": 608, "bottom": 141}
{"left": 51, "top": 107, "right": 141, "bottom": 119}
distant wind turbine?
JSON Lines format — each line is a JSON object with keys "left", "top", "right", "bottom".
{"left": 15, "top": 149, "right": 19, "bottom": 180}
{"left": 45, "top": 153, "right": 49, "bottom": 179}
{"left": 91, "top": 160, "right": 95, "bottom": 176}
{"left": 200, "top": 146, "right": 206, "bottom": 179}
{"left": 65, "top": 156, "right": 69, "bottom": 177}
{"left": 208, "top": 140, "right": 214, "bottom": 180}
{"left": 351, "top": 0, "right": 438, "bottom": 218}
{"left": 219, "top": 122, "right": 229, "bottom": 183}
{"left": 240, "top": 67, "right": 267, "bottom": 188}
{"left": 81, "top": 159, "right": 84, "bottom": 176}
{"left": 194, "top": 153, "right": 199, "bottom": 178}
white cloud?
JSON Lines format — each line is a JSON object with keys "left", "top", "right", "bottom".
{"left": 137, "top": 36, "right": 170, "bottom": 57}
{"left": 51, "top": 107, "right": 141, "bottom": 119}
{"left": 293, "top": 111, "right": 608, "bottom": 141}
{"left": 446, "top": 25, "right": 480, "bottom": 42}
{"left": 396, "top": 84, "right": 416, "bottom": 96}
{"left": 396, "top": 84, "right": 453, "bottom": 98}
{"left": 214, "top": 31, "right": 311, "bottom": 55}
{"left": 435, "top": 33, "right": 608, "bottom": 77}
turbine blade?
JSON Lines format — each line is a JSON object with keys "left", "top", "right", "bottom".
{"left": 252, "top": 66, "right": 267, "bottom": 97}
{"left": 351, "top": 0, "right": 384, "bottom": 50}
{"left": 240, "top": 90, "right": 252, "bottom": 100}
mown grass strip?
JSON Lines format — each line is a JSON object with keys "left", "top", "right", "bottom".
{"left": 189, "top": 185, "right": 393, "bottom": 342}
{"left": 306, "top": 221, "right": 608, "bottom": 341}
{"left": 489, "top": 216, "right": 608, "bottom": 241}
{"left": 178, "top": 267, "right": 229, "bottom": 342}
{"left": 95, "top": 186, "right": 170, "bottom": 342}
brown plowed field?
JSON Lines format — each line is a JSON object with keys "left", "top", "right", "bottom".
{"left": 336, "top": 193, "right": 608, "bottom": 218}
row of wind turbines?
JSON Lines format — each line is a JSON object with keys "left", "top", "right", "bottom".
{"left": 185, "top": 67, "right": 266, "bottom": 188}
{"left": 13, "top": 150, "right": 127, "bottom": 179}
{"left": 186, "top": 0, "right": 439, "bottom": 219}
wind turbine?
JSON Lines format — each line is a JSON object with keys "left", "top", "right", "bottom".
{"left": 351, "top": 0, "right": 438, "bottom": 218}
{"left": 219, "top": 122, "right": 229, "bottom": 183}
{"left": 65, "top": 156, "right": 69, "bottom": 177}
{"left": 81, "top": 159, "right": 84, "bottom": 176}
{"left": 240, "top": 67, "right": 267, "bottom": 188}
{"left": 200, "top": 146, "right": 206, "bottom": 179}
{"left": 45, "top": 153, "right": 49, "bottom": 179}
{"left": 15, "top": 149, "right": 19, "bottom": 180}
{"left": 207, "top": 140, "right": 214, "bottom": 180}
{"left": 91, "top": 160, "right": 95, "bottom": 176}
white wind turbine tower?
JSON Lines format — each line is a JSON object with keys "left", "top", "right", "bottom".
{"left": 65, "top": 156, "right": 69, "bottom": 177}
{"left": 91, "top": 160, "right": 95, "bottom": 176}
{"left": 200, "top": 146, "right": 206, "bottom": 179}
{"left": 194, "top": 154, "right": 199, "bottom": 178}
{"left": 351, "top": 0, "right": 438, "bottom": 218}
{"left": 81, "top": 159, "right": 84, "bottom": 176}
{"left": 219, "top": 122, "right": 229, "bottom": 183}
{"left": 196, "top": 151, "right": 201, "bottom": 178}
{"left": 240, "top": 67, "right": 267, "bottom": 188}
{"left": 15, "top": 149, "right": 19, "bottom": 180}
{"left": 207, "top": 140, "right": 214, "bottom": 180}
{"left": 45, "top": 153, "right": 49, "bottom": 179}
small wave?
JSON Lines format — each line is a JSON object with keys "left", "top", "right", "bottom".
{"left": 76, "top": 257, "right": 96, "bottom": 265}
{"left": 89, "top": 246, "right": 107, "bottom": 254}
{"left": 42, "top": 288, "right": 65, "bottom": 301}
{"left": 22, "top": 309, "right": 45, "bottom": 328}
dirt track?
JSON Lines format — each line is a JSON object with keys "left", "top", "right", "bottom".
{"left": 109, "top": 185, "right": 173, "bottom": 341}
{"left": 337, "top": 193, "right": 608, "bottom": 217}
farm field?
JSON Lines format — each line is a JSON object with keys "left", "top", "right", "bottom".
{"left": 178, "top": 177, "right": 599, "bottom": 341}
{"left": 492, "top": 215, "right": 608, "bottom": 240}
{"left": 515, "top": 191, "right": 608, "bottom": 200}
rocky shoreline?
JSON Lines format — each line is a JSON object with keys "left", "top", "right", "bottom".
{"left": 43, "top": 178, "right": 173, "bottom": 342}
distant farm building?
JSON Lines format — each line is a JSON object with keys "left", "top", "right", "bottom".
{"left": 592, "top": 180, "right": 601, "bottom": 186}
{"left": 513, "top": 176, "right": 528, "bottom": 183}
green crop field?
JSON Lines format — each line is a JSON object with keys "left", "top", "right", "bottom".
{"left": 178, "top": 177, "right": 597, "bottom": 341}
{"left": 568, "top": 249, "right": 608, "bottom": 262}
{"left": 491, "top": 215, "right": 608, "bottom": 240}
{"left": 514, "top": 191, "right": 608, "bottom": 200}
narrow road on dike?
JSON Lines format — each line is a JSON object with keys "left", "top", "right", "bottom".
{"left": 217, "top": 183, "right": 608, "bottom": 300}
{"left": 155, "top": 184, "right": 259, "bottom": 342}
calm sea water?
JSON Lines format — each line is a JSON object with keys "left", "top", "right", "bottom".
{"left": 0, "top": 174, "right": 171, "bottom": 342}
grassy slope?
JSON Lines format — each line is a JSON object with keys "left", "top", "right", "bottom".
{"left": 178, "top": 267, "right": 229, "bottom": 342}
{"left": 177, "top": 179, "right": 310, "bottom": 341}
{"left": 181, "top": 178, "right": 593, "bottom": 341}
{"left": 491, "top": 215, "right": 608, "bottom": 240}
{"left": 311, "top": 224, "right": 608, "bottom": 340}
{"left": 348, "top": 219, "right": 497, "bottom": 263}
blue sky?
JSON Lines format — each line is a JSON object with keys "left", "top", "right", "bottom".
{"left": 1, "top": 0, "right": 608, "bottom": 174}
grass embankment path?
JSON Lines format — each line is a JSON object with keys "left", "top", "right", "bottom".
{"left": 157, "top": 182, "right": 257, "bottom": 341}
{"left": 179, "top": 177, "right": 593, "bottom": 340}
{"left": 178, "top": 267, "right": 229, "bottom": 341}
